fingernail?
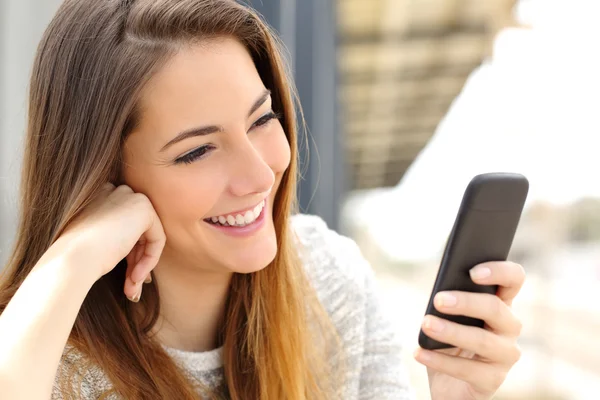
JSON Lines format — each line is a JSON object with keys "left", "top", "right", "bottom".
{"left": 470, "top": 266, "right": 491, "bottom": 280}
{"left": 435, "top": 292, "right": 457, "bottom": 308}
{"left": 424, "top": 316, "right": 445, "bottom": 333}
{"left": 130, "top": 286, "right": 143, "bottom": 303}
{"left": 144, "top": 275, "right": 152, "bottom": 284}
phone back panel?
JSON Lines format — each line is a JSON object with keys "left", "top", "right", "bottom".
{"left": 418, "top": 173, "right": 529, "bottom": 350}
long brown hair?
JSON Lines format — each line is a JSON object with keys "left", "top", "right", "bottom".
{"left": 0, "top": 0, "right": 340, "bottom": 399}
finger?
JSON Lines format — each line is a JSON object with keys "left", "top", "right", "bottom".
{"left": 100, "top": 182, "right": 116, "bottom": 192}
{"left": 433, "top": 291, "right": 522, "bottom": 336}
{"left": 129, "top": 220, "right": 165, "bottom": 284}
{"left": 124, "top": 280, "right": 143, "bottom": 303}
{"left": 134, "top": 241, "right": 145, "bottom": 265}
{"left": 113, "top": 184, "right": 134, "bottom": 195}
{"left": 125, "top": 249, "right": 136, "bottom": 271}
{"left": 469, "top": 261, "right": 526, "bottom": 305}
{"left": 414, "top": 347, "right": 509, "bottom": 394}
{"left": 123, "top": 257, "right": 143, "bottom": 302}
{"left": 138, "top": 241, "right": 152, "bottom": 284}
{"left": 127, "top": 243, "right": 151, "bottom": 283}
{"left": 421, "top": 315, "right": 521, "bottom": 364}
{"left": 129, "top": 239, "right": 164, "bottom": 284}
{"left": 130, "top": 252, "right": 159, "bottom": 283}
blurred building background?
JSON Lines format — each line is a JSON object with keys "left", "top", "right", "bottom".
{"left": 335, "top": 1, "right": 600, "bottom": 399}
{"left": 1, "top": 0, "right": 599, "bottom": 399}
{"left": 338, "top": 0, "right": 515, "bottom": 190}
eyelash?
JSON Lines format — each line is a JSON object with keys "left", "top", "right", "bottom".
{"left": 174, "top": 111, "right": 281, "bottom": 165}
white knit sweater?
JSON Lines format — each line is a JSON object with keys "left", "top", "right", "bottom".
{"left": 52, "top": 214, "right": 415, "bottom": 399}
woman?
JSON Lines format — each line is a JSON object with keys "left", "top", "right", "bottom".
{"left": 0, "top": 0, "right": 525, "bottom": 399}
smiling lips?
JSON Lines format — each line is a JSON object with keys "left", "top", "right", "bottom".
{"left": 205, "top": 199, "right": 266, "bottom": 228}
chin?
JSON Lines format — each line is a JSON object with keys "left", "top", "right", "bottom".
{"left": 219, "top": 235, "right": 277, "bottom": 274}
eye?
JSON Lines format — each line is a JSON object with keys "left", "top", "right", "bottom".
{"left": 251, "top": 111, "right": 280, "bottom": 130}
{"left": 174, "top": 145, "right": 214, "bottom": 165}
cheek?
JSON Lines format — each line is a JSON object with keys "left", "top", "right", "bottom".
{"left": 125, "top": 162, "right": 224, "bottom": 227}
{"left": 153, "top": 169, "right": 224, "bottom": 222}
{"left": 260, "top": 123, "right": 291, "bottom": 175}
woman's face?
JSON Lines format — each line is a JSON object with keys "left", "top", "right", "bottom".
{"left": 122, "top": 37, "right": 290, "bottom": 274}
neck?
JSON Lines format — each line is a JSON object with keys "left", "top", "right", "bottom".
{"left": 151, "top": 257, "right": 233, "bottom": 353}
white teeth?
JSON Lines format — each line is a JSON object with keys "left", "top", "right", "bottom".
{"left": 209, "top": 200, "right": 266, "bottom": 227}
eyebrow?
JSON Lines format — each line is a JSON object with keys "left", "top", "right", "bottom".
{"left": 160, "top": 89, "right": 272, "bottom": 152}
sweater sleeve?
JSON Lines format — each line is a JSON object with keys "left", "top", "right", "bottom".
{"left": 51, "top": 345, "right": 114, "bottom": 400}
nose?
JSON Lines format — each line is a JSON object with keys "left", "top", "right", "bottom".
{"left": 228, "top": 137, "right": 275, "bottom": 198}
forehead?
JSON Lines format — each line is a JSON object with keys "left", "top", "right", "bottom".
{"left": 136, "top": 37, "right": 266, "bottom": 135}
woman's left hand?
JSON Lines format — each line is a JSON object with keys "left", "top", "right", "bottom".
{"left": 414, "top": 261, "right": 525, "bottom": 400}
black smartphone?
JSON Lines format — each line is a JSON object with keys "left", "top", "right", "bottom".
{"left": 418, "top": 172, "right": 529, "bottom": 350}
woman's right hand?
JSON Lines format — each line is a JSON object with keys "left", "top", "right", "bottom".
{"left": 0, "top": 184, "right": 164, "bottom": 398}
{"left": 58, "top": 183, "right": 166, "bottom": 302}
